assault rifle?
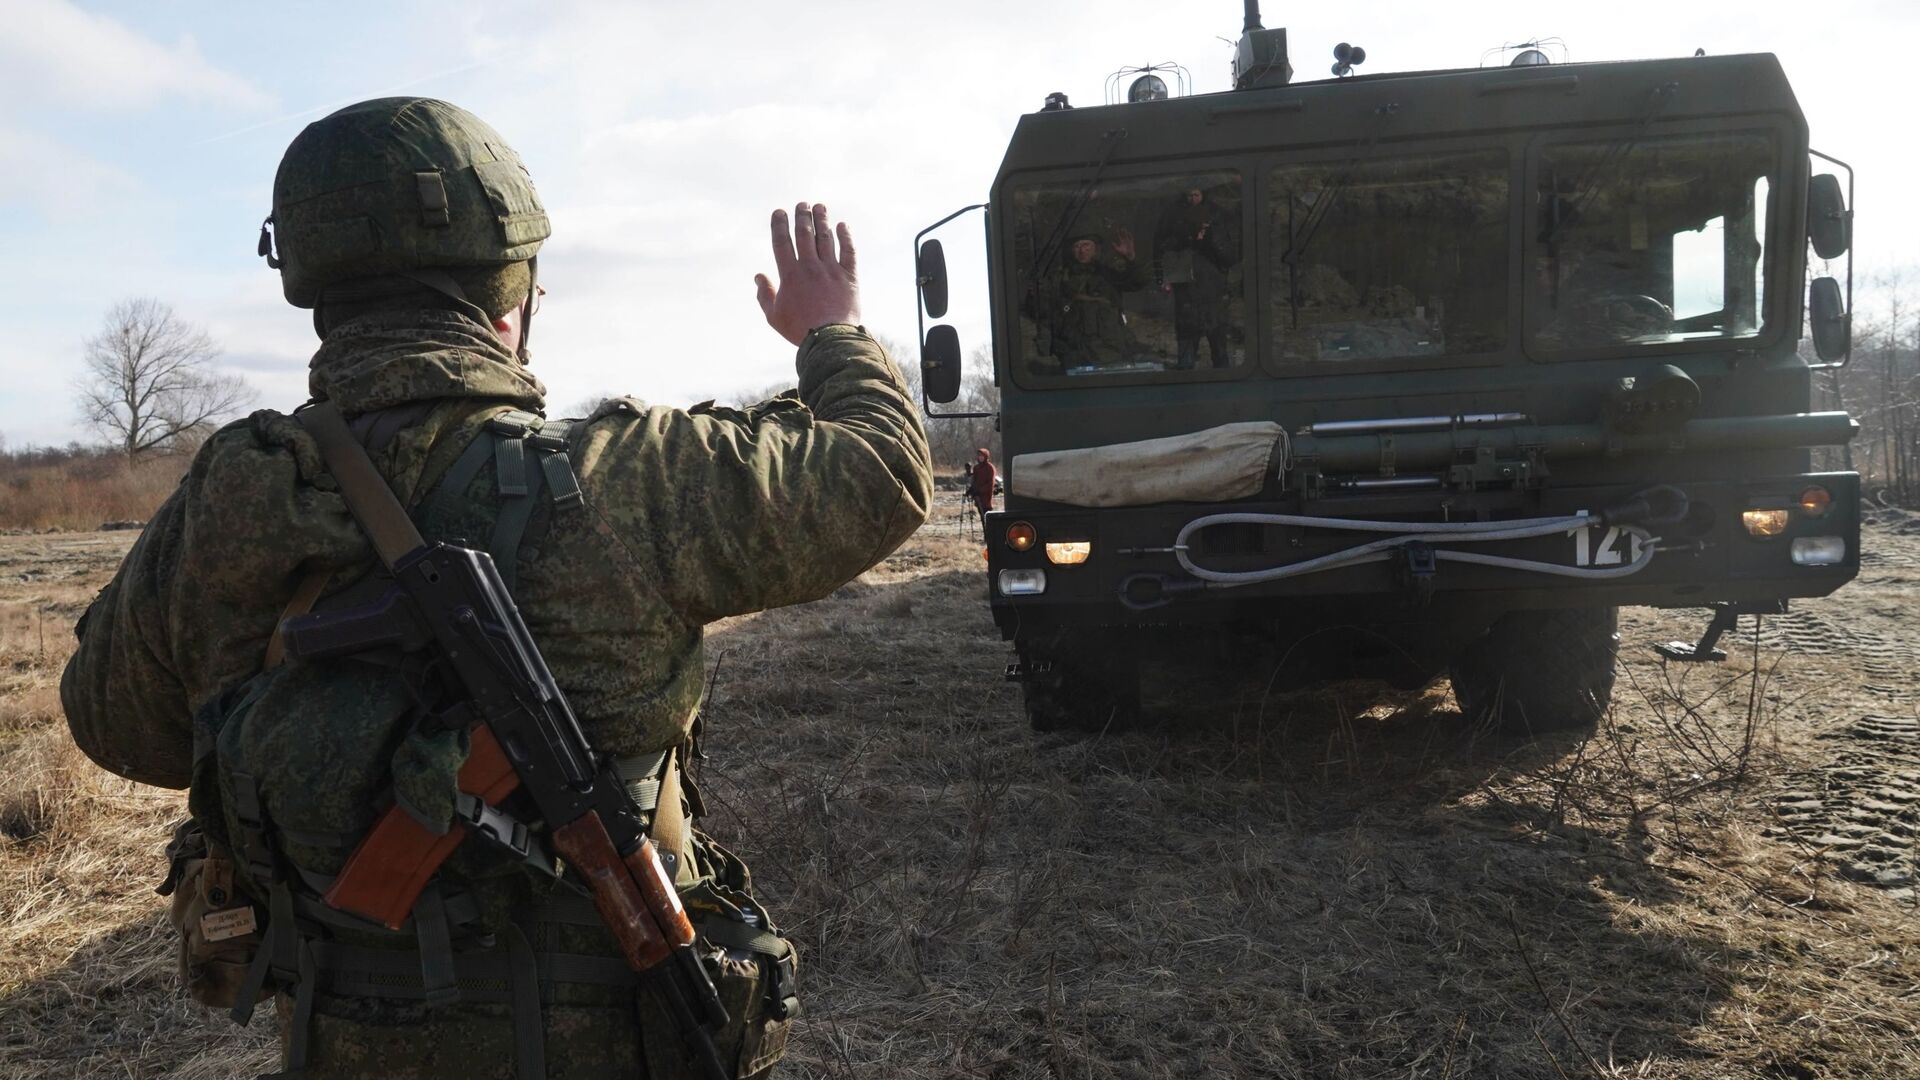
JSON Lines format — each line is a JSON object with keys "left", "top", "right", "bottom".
{"left": 285, "top": 403, "right": 730, "bottom": 1080}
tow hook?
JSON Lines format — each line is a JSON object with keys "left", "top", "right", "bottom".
{"left": 1118, "top": 573, "right": 1206, "bottom": 611}
{"left": 1400, "top": 541, "right": 1437, "bottom": 604}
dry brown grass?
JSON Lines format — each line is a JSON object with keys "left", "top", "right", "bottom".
{"left": 0, "top": 532, "right": 279, "bottom": 1077}
{"left": 1, "top": 452, "right": 186, "bottom": 532}
{"left": 1, "top": 523, "right": 1916, "bottom": 1078}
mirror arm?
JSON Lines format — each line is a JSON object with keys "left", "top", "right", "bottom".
{"left": 914, "top": 203, "right": 990, "bottom": 417}
{"left": 1809, "top": 149, "right": 1855, "bottom": 366}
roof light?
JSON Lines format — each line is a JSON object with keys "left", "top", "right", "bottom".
{"left": 1128, "top": 74, "right": 1169, "bottom": 102}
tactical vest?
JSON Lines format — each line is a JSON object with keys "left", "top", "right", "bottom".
{"left": 169, "top": 403, "right": 797, "bottom": 1079}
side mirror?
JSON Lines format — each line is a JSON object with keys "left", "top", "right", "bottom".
{"left": 1810, "top": 276, "right": 1850, "bottom": 363}
{"left": 917, "top": 239, "right": 950, "bottom": 319}
{"left": 921, "top": 324, "right": 962, "bottom": 403}
{"left": 1808, "top": 173, "right": 1850, "bottom": 259}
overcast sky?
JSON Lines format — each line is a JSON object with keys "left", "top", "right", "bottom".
{"left": 2, "top": 0, "right": 1914, "bottom": 448}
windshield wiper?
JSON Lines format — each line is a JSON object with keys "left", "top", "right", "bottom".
{"left": 1031, "top": 128, "right": 1129, "bottom": 282}
{"left": 1281, "top": 103, "right": 1399, "bottom": 329}
{"left": 1538, "top": 81, "right": 1678, "bottom": 251}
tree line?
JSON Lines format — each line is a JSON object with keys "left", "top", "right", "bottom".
{"left": 1816, "top": 273, "right": 1920, "bottom": 503}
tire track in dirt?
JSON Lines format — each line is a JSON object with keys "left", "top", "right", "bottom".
{"left": 1765, "top": 518, "right": 1920, "bottom": 899}
{"left": 1771, "top": 715, "right": 1920, "bottom": 896}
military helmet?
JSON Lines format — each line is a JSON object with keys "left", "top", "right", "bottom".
{"left": 262, "top": 97, "right": 549, "bottom": 308}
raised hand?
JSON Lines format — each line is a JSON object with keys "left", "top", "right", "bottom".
{"left": 755, "top": 202, "right": 861, "bottom": 346}
{"left": 1110, "top": 227, "right": 1137, "bottom": 261}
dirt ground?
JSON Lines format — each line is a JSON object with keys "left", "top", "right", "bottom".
{"left": 1, "top": 512, "right": 1915, "bottom": 1079}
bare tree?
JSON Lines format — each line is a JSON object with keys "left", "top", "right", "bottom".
{"left": 77, "top": 299, "right": 254, "bottom": 460}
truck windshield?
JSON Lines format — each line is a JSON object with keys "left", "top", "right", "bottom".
{"left": 1531, "top": 130, "right": 1776, "bottom": 352}
{"left": 1008, "top": 170, "right": 1246, "bottom": 382}
{"left": 1268, "top": 148, "right": 1509, "bottom": 364}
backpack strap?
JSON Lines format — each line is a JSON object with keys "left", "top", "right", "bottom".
{"left": 412, "top": 408, "right": 581, "bottom": 591}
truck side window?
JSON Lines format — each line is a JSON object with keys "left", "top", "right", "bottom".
{"left": 1010, "top": 171, "right": 1245, "bottom": 382}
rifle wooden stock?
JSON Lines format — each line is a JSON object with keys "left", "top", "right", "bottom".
{"left": 324, "top": 726, "right": 519, "bottom": 930}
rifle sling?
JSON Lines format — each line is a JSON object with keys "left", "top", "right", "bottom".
{"left": 296, "top": 401, "right": 426, "bottom": 569}
{"left": 654, "top": 753, "right": 691, "bottom": 882}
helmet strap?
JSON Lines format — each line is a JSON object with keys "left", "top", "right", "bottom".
{"left": 516, "top": 257, "right": 538, "bottom": 364}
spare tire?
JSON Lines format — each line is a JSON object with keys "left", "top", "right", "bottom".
{"left": 1449, "top": 607, "right": 1619, "bottom": 735}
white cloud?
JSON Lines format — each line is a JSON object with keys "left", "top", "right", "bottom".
{"left": 0, "top": 0, "right": 272, "bottom": 111}
{"left": 0, "top": 122, "right": 137, "bottom": 220}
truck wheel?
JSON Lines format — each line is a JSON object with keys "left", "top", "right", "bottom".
{"left": 1017, "top": 631, "right": 1142, "bottom": 733}
{"left": 1448, "top": 607, "right": 1619, "bottom": 736}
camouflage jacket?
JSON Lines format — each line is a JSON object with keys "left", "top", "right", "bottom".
{"left": 1041, "top": 254, "right": 1150, "bottom": 364}
{"left": 62, "top": 310, "right": 933, "bottom": 789}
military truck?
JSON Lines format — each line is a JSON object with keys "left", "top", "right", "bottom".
{"left": 915, "top": 3, "right": 1859, "bottom": 733}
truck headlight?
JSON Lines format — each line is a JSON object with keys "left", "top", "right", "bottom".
{"left": 1790, "top": 536, "right": 1846, "bottom": 566}
{"left": 1741, "top": 509, "right": 1789, "bottom": 537}
{"left": 1044, "top": 541, "right": 1091, "bottom": 566}
{"left": 997, "top": 569, "right": 1047, "bottom": 595}
{"left": 1005, "top": 522, "right": 1037, "bottom": 552}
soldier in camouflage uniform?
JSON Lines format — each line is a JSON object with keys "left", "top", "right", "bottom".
{"left": 1153, "top": 188, "right": 1239, "bottom": 370}
{"left": 61, "top": 97, "right": 932, "bottom": 1078}
{"left": 1038, "top": 230, "right": 1150, "bottom": 369}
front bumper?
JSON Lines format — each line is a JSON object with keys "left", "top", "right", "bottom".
{"left": 984, "top": 473, "right": 1860, "bottom": 634}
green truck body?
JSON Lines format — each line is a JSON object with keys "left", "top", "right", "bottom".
{"left": 919, "top": 31, "right": 1859, "bottom": 729}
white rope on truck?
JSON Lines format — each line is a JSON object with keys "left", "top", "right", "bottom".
{"left": 1172, "top": 511, "right": 1656, "bottom": 587}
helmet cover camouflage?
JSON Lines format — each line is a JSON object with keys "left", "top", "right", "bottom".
{"left": 265, "top": 97, "right": 549, "bottom": 308}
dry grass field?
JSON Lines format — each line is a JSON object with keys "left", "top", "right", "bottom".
{"left": 1, "top": 511, "right": 1916, "bottom": 1078}
{"left": 0, "top": 453, "right": 188, "bottom": 533}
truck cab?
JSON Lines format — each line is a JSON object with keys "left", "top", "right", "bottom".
{"left": 916, "top": 16, "right": 1859, "bottom": 733}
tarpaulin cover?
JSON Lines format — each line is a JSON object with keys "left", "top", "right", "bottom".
{"left": 1009, "top": 422, "right": 1284, "bottom": 507}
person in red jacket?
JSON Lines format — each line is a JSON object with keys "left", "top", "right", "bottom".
{"left": 969, "top": 448, "right": 998, "bottom": 518}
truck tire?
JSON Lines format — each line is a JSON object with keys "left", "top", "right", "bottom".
{"left": 1448, "top": 607, "right": 1619, "bottom": 735}
{"left": 1017, "top": 631, "right": 1142, "bottom": 733}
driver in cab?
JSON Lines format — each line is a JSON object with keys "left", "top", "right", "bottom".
{"left": 1536, "top": 241, "right": 1674, "bottom": 349}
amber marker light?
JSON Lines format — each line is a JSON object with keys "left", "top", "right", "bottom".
{"left": 1797, "top": 486, "right": 1833, "bottom": 517}
{"left": 1045, "top": 541, "right": 1092, "bottom": 566}
{"left": 1741, "top": 509, "right": 1790, "bottom": 538}
{"left": 1006, "top": 522, "right": 1037, "bottom": 552}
